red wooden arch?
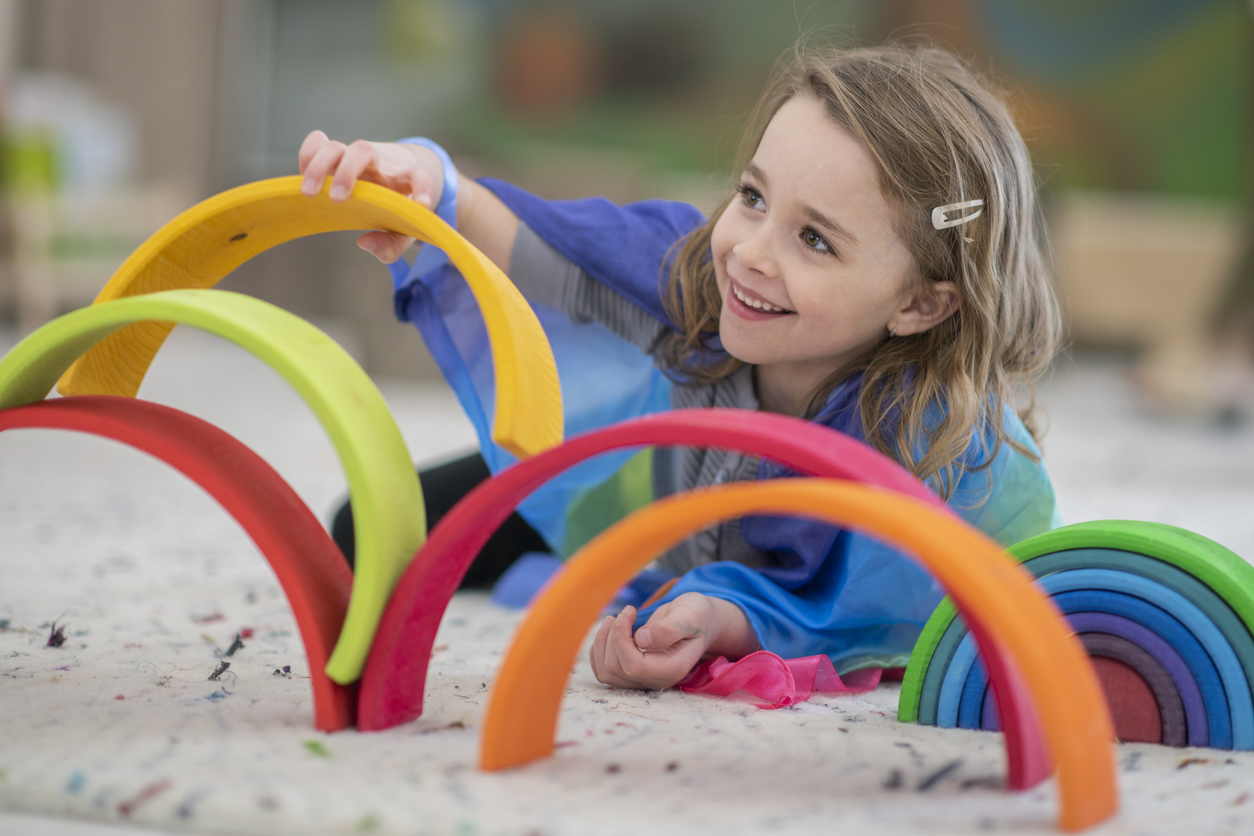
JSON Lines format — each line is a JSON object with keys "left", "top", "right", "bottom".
{"left": 0, "top": 396, "right": 356, "bottom": 731}
{"left": 358, "top": 408, "right": 1047, "bottom": 790}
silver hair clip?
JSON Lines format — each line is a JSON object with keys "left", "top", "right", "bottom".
{"left": 931, "top": 199, "right": 984, "bottom": 230}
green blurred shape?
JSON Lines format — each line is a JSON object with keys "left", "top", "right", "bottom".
{"left": 561, "top": 447, "right": 654, "bottom": 558}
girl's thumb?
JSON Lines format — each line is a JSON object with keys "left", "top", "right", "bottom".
{"left": 634, "top": 626, "right": 653, "bottom": 649}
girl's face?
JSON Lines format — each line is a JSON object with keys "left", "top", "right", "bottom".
{"left": 711, "top": 95, "right": 918, "bottom": 404}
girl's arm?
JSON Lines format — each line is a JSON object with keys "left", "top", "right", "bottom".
{"left": 589, "top": 593, "right": 759, "bottom": 691}
{"left": 297, "top": 130, "right": 520, "bottom": 272}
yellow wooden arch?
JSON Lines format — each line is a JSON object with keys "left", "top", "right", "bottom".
{"left": 56, "top": 176, "right": 562, "bottom": 460}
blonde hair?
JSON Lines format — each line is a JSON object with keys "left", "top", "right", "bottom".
{"left": 658, "top": 43, "right": 1061, "bottom": 499}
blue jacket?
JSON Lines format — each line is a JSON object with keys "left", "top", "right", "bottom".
{"left": 391, "top": 179, "right": 1061, "bottom": 673}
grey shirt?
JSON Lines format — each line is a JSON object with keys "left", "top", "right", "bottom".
{"left": 510, "top": 222, "right": 773, "bottom": 574}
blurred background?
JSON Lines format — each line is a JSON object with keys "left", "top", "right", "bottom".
{"left": 0, "top": 0, "right": 1248, "bottom": 400}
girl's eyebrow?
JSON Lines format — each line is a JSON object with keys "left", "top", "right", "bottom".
{"left": 742, "top": 162, "right": 858, "bottom": 250}
{"left": 742, "top": 162, "right": 768, "bottom": 184}
{"left": 802, "top": 205, "right": 859, "bottom": 249}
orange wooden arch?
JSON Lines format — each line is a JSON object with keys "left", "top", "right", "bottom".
{"left": 482, "top": 480, "right": 1117, "bottom": 832}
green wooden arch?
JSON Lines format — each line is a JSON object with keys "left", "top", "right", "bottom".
{"left": 0, "top": 289, "right": 424, "bottom": 684}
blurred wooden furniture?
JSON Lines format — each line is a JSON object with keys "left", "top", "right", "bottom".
{"left": 8, "top": 183, "right": 186, "bottom": 333}
{"left": 1051, "top": 191, "right": 1242, "bottom": 352}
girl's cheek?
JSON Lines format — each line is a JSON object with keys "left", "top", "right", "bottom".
{"left": 710, "top": 237, "right": 733, "bottom": 292}
{"left": 710, "top": 208, "right": 748, "bottom": 262}
{"left": 710, "top": 223, "right": 732, "bottom": 266}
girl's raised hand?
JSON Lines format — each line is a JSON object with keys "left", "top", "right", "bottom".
{"left": 589, "top": 593, "right": 759, "bottom": 691}
{"left": 297, "top": 130, "right": 444, "bottom": 263}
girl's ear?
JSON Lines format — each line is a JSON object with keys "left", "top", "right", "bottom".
{"left": 890, "top": 282, "right": 959, "bottom": 337}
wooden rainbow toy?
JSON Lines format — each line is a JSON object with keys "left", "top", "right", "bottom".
{"left": 1, "top": 176, "right": 563, "bottom": 686}
{"left": 0, "top": 288, "right": 426, "bottom": 687}
{"left": 34, "top": 175, "right": 1254, "bottom": 831}
{"left": 477, "top": 477, "right": 1117, "bottom": 831}
{"left": 900, "top": 521, "right": 1254, "bottom": 752}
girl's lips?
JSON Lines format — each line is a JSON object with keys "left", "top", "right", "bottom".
{"left": 726, "top": 280, "right": 795, "bottom": 321}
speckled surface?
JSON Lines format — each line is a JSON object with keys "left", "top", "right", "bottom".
{"left": 2, "top": 327, "right": 1254, "bottom": 836}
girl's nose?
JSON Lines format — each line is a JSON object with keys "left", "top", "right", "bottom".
{"left": 732, "top": 224, "right": 779, "bottom": 278}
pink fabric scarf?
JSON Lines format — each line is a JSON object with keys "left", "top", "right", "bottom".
{"left": 677, "top": 651, "right": 901, "bottom": 709}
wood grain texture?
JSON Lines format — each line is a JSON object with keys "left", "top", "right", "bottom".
{"left": 56, "top": 176, "right": 562, "bottom": 460}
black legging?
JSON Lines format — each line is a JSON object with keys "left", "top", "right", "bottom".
{"left": 330, "top": 452, "right": 550, "bottom": 589}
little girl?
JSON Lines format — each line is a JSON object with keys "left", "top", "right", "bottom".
{"left": 300, "top": 44, "right": 1062, "bottom": 692}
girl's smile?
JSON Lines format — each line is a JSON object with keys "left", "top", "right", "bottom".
{"left": 728, "top": 278, "right": 794, "bottom": 317}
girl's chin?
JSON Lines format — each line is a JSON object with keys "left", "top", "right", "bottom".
{"left": 717, "top": 314, "right": 786, "bottom": 365}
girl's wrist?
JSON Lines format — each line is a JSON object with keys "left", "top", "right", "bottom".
{"left": 391, "top": 140, "right": 517, "bottom": 271}
{"left": 397, "top": 137, "right": 458, "bottom": 226}
{"left": 398, "top": 142, "right": 445, "bottom": 207}
{"left": 705, "top": 597, "right": 759, "bottom": 660}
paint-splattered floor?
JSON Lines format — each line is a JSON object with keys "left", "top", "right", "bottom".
{"left": 2, "top": 327, "right": 1254, "bottom": 836}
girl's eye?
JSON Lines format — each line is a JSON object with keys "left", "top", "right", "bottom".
{"left": 737, "top": 184, "right": 765, "bottom": 210}
{"left": 802, "top": 227, "right": 833, "bottom": 254}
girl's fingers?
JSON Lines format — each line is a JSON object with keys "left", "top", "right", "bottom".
{"left": 593, "top": 607, "right": 703, "bottom": 690}
{"left": 331, "top": 139, "right": 385, "bottom": 201}
{"left": 301, "top": 140, "right": 348, "bottom": 196}
{"left": 356, "top": 231, "right": 416, "bottom": 263}
{"left": 406, "top": 165, "right": 437, "bottom": 209}
{"left": 297, "top": 130, "right": 329, "bottom": 173}
{"left": 634, "top": 616, "right": 699, "bottom": 652}
{"left": 598, "top": 610, "right": 633, "bottom": 682}
{"left": 299, "top": 136, "right": 442, "bottom": 213}
{"left": 603, "top": 609, "right": 656, "bottom": 685}
{"left": 636, "top": 595, "right": 708, "bottom": 651}
{"left": 589, "top": 615, "right": 612, "bottom": 682}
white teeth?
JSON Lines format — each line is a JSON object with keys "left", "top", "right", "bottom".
{"left": 733, "top": 284, "right": 786, "bottom": 312}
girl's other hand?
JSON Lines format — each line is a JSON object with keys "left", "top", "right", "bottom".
{"left": 297, "top": 130, "right": 444, "bottom": 263}
{"left": 589, "top": 593, "right": 758, "bottom": 691}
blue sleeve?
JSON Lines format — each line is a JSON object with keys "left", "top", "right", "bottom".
{"left": 637, "top": 402, "right": 1061, "bottom": 673}
{"left": 953, "top": 403, "right": 1064, "bottom": 543}
{"left": 390, "top": 179, "right": 688, "bottom": 553}
{"left": 646, "top": 534, "right": 946, "bottom": 675}
{"left": 479, "top": 178, "right": 706, "bottom": 327}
